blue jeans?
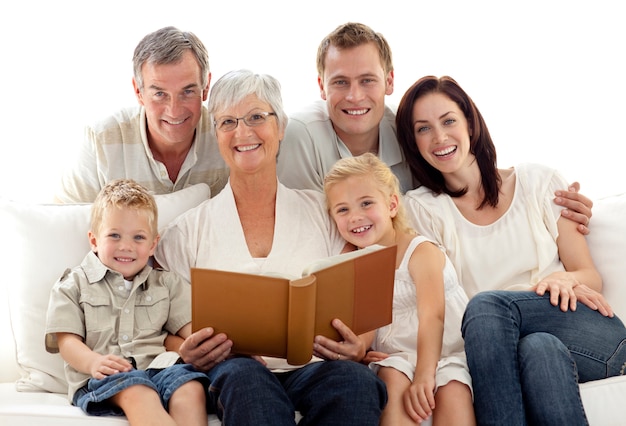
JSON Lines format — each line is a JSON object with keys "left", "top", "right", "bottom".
{"left": 205, "top": 357, "right": 387, "bottom": 426}
{"left": 462, "top": 291, "right": 626, "bottom": 426}
{"left": 73, "top": 364, "right": 208, "bottom": 416}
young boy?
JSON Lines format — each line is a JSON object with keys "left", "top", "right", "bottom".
{"left": 45, "top": 179, "right": 208, "bottom": 426}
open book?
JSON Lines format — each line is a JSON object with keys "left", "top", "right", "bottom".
{"left": 190, "top": 244, "right": 396, "bottom": 365}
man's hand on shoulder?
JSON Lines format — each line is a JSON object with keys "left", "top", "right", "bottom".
{"left": 555, "top": 182, "right": 593, "bottom": 235}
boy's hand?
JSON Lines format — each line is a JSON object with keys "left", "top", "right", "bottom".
{"left": 90, "top": 354, "right": 133, "bottom": 379}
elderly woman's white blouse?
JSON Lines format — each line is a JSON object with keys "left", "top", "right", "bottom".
{"left": 156, "top": 180, "right": 345, "bottom": 282}
{"left": 155, "top": 180, "right": 346, "bottom": 371}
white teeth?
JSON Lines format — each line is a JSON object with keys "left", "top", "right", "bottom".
{"left": 236, "top": 144, "right": 260, "bottom": 152}
{"left": 115, "top": 257, "right": 134, "bottom": 263}
{"left": 434, "top": 146, "right": 456, "bottom": 156}
{"left": 346, "top": 109, "right": 368, "bottom": 115}
{"left": 166, "top": 119, "right": 185, "bottom": 125}
{"left": 351, "top": 224, "right": 372, "bottom": 233}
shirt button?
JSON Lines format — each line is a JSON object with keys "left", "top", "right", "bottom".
{"left": 122, "top": 335, "right": 129, "bottom": 341}
{"left": 146, "top": 296, "right": 152, "bottom": 302}
{"left": 124, "top": 308, "right": 130, "bottom": 314}
{"left": 118, "top": 286, "right": 124, "bottom": 291}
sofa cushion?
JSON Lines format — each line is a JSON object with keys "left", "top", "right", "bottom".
{"left": 0, "top": 184, "right": 210, "bottom": 393}
{"left": 585, "top": 193, "right": 626, "bottom": 319}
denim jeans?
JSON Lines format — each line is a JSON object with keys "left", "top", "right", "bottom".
{"left": 462, "top": 291, "right": 626, "bottom": 426}
{"left": 73, "top": 364, "right": 208, "bottom": 416}
{"left": 205, "top": 357, "right": 387, "bottom": 426}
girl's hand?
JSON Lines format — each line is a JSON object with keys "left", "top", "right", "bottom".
{"left": 362, "top": 350, "right": 389, "bottom": 364}
{"left": 404, "top": 374, "right": 436, "bottom": 423}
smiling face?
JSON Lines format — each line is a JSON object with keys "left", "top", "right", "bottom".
{"left": 214, "top": 94, "right": 283, "bottom": 175}
{"left": 326, "top": 174, "right": 398, "bottom": 249}
{"left": 412, "top": 92, "right": 474, "bottom": 175}
{"left": 89, "top": 207, "right": 158, "bottom": 281}
{"left": 133, "top": 50, "right": 209, "bottom": 151}
{"left": 318, "top": 42, "right": 394, "bottom": 147}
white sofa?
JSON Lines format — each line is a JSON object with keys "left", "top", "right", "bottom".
{"left": 0, "top": 186, "right": 625, "bottom": 425}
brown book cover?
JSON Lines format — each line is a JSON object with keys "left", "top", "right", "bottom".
{"left": 190, "top": 244, "right": 396, "bottom": 365}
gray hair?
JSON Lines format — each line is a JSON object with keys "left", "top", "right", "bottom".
{"left": 132, "top": 26, "right": 210, "bottom": 90}
{"left": 208, "top": 69, "right": 288, "bottom": 131}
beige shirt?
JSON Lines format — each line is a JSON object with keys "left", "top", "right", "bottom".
{"left": 277, "top": 100, "right": 415, "bottom": 193}
{"left": 45, "top": 251, "right": 191, "bottom": 400}
{"left": 56, "top": 106, "right": 229, "bottom": 203}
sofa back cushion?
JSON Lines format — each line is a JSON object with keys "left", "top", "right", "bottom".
{"left": 0, "top": 184, "right": 210, "bottom": 392}
{"left": 585, "top": 193, "right": 626, "bottom": 319}
{"left": 1, "top": 188, "right": 624, "bottom": 393}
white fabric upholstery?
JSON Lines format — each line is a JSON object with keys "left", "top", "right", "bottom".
{"left": 0, "top": 190, "right": 624, "bottom": 425}
{"left": 0, "top": 183, "right": 210, "bottom": 391}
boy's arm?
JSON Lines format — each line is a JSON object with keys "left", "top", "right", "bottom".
{"left": 176, "top": 323, "right": 193, "bottom": 340}
{"left": 164, "top": 323, "right": 192, "bottom": 353}
{"left": 57, "top": 332, "right": 132, "bottom": 379}
{"left": 165, "top": 334, "right": 185, "bottom": 352}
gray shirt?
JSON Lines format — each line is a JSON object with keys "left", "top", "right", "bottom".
{"left": 277, "top": 100, "right": 415, "bottom": 193}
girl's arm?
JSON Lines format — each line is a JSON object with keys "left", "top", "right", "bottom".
{"left": 535, "top": 215, "right": 612, "bottom": 315}
{"left": 404, "top": 241, "right": 446, "bottom": 422}
{"left": 57, "top": 332, "right": 133, "bottom": 379}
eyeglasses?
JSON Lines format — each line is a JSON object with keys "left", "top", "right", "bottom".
{"left": 214, "top": 111, "right": 277, "bottom": 132}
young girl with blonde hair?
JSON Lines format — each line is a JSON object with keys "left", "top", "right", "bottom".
{"left": 324, "top": 153, "right": 475, "bottom": 426}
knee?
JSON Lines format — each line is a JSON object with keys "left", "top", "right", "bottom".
{"left": 330, "top": 362, "right": 386, "bottom": 402}
{"left": 462, "top": 292, "right": 501, "bottom": 336}
{"left": 170, "top": 380, "right": 206, "bottom": 409}
{"left": 111, "top": 384, "right": 159, "bottom": 409}
{"left": 519, "top": 333, "right": 569, "bottom": 364}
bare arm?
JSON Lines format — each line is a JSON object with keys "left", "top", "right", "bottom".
{"left": 163, "top": 322, "right": 193, "bottom": 353}
{"left": 534, "top": 214, "right": 612, "bottom": 316}
{"left": 403, "top": 241, "right": 446, "bottom": 423}
{"left": 57, "top": 332, "right": 132, "bottom": 379}
{"left": 554, "top": 182, "right": 593, "bottom": 235}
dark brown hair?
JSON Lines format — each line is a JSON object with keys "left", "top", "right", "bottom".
{"left": 396, "top": 75, "right": 501, "bottom": 208}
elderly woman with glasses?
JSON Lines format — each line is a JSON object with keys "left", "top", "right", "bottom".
{"left": 155, "top": 69, "right": 387, "bottom": 425}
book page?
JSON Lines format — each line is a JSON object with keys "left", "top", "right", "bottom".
{"left": 300, "top": 244, "right": 386, "bottom": 276}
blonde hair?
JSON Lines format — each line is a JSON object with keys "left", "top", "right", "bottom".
{"left": 91, "top": 179, "right": 158, "bottom": 236}
{"left": 324, "top": 153, "right": 414, "bottom": 235}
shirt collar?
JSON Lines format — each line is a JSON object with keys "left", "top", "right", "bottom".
{"left": 81, "top": 251, "right": 153, "bottom": 288}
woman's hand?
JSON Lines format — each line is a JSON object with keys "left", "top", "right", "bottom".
{"left": 179, "top": 327, "right": 233, "bottom": 372}
{"left": 573, "top": 284, "right": 614, "bottom": 317}
{"left": 534, "top": 272, "right": 614, "bottom": 316}
{"left": 313, "top": 319, "right": 368, "bottom": 362}
{"left": 534, "top": 271, "right": 579, "bottom": 312}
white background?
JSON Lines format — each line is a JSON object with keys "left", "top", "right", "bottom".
{"left": 1, "top": 0, "right": 624, "bottom": 202}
